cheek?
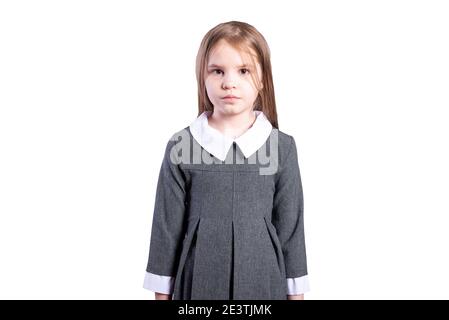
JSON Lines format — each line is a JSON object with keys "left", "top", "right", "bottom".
{"left": 205, "top": 77, "right": 219, "bottom": 91}
{"left": 204, "top": 79, "right": 213, "bottom": 93}
{"left": 204, "top": 80, "right": 220, "bottom": 100}
{"left": 242, "top": 81, "right": 259, "bottom": 96}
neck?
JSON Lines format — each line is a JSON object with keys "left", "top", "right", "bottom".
{"left": 208, "top": 109, "right": 257, "bottom": 139}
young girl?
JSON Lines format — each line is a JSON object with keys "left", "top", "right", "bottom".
{"left": 143, "top": 21, "right": 310, "bottom": 300}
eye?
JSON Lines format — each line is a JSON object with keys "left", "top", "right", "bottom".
{"left": 240, "top": 68, "right": 250, "bottom": 75}
{"left": 212, "top": 69, "right": 223, "bottom": 75}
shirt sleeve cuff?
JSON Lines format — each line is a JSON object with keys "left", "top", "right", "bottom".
{"left": 287, "top": 274, "right": 310, "bottom": 295}
{"left": 143, "top": 271, "right": 175, "bottom": 294}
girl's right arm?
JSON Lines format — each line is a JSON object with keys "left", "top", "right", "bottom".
{"left": 155, "top": 292, "right": 172, "bottom": 300}
{"left": 144, "top": 136, "right": 188, "bottom": 299}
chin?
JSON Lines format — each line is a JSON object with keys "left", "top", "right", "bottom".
{"left": 214, "top": 104, "right": 247, "bottom": 116}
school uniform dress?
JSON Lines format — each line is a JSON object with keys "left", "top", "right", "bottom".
{"left": 143, "top": 110, "right": 310, "bottom": 299}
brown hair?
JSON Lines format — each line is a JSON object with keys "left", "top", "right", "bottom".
{"left": 195, "top": 21, "right": 279, "bottom": 129}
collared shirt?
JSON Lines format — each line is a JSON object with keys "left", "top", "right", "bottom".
{"left": 143, "top": 110, "right": 310, "bottom": 296}
{"left": 188, "top": 110, "right": 274, "bottom": 161}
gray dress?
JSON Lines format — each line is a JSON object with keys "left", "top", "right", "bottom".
{"left": 145, "top": 126, "right": 308, "bottom": 300}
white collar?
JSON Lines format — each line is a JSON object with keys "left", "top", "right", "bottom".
{"left": 189, "top": 110, "right": 273, "bottom": 161}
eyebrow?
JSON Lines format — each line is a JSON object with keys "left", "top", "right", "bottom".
{"left": 207, "top": 64, "right": 250, "bottom": 69}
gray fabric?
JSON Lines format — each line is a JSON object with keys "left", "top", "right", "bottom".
{"left": 145, "top": 127, "right": 308, "bottom": 300}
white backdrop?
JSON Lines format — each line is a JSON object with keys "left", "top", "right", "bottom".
{"left": 0, "top": 0, "right": 448, "bottom": 299}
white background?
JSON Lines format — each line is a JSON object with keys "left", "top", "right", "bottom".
{"left": 1, "top": 0, "right": 448, "bottom": 299}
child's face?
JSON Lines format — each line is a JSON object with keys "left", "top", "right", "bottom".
{"left": 204, "top": 39, "right": 263, "bottom": 116}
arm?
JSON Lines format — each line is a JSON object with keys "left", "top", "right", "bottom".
{"left": 143, "top": 137, "right": 187, "bottom": 298}
{"left": 273, "top": 135, "right": 310, "bottom": 297}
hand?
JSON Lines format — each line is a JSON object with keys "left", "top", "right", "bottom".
{"left": 287, "top": 294, "right": 304, "bottom": 300}
{"left": 155, "top": 292, "right": 172, "bottom": 300}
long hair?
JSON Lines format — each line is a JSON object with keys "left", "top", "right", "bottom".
{"left": 195, "top": 21, "right": 279, "bottom": 129}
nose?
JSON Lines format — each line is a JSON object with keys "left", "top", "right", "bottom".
{"left": 222, "top": 82, "right": 236, "bottom": 90}
{"left": 222, "top": 73, "right": 237, "bottom": 90}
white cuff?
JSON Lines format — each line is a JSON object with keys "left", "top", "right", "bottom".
{"left": 287, "top": 274, "right": 310, "bottom": 295}
{"left": 143, "top": 271, "right": 174, "bottom": 294}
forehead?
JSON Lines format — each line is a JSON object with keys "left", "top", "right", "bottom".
{"left": 207, "top": 40, "right": 258, "bottom": 68}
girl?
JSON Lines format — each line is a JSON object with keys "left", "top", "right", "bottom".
{"left": 143, "top": 21, "right": 309, "bottom": 300}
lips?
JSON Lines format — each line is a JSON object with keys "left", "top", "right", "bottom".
{"left": 222, "top": 95, "right": 240, "bottom": 99}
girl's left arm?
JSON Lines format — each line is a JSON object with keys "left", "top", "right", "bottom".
{"left": 272, "top": 135, "right": 310, "bottom": 297}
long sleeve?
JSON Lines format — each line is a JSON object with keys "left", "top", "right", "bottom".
{"left": 143, "top": 138, "right": 187, "bottom": 294}
{"left": 272, "top": 135, "right": 310, "bottom": 294}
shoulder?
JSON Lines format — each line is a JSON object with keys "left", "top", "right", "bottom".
{"left": 163, "top": 126, "right": 193, "bottom": 149}
{"left": 272, "top": 128, "right": 297, "bottom": 157}
{"left": 158, "top": 126, "right": 193, "bottom": 165}
{"left": 274, "top": 128, "right": 295, "bottom": 149}
{"left": 271, "top": 129, "right": 299, "bottom": 174}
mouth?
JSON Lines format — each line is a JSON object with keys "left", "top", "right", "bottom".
{"left": 222, "top": 95, "right": 240, "bottom": 99}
